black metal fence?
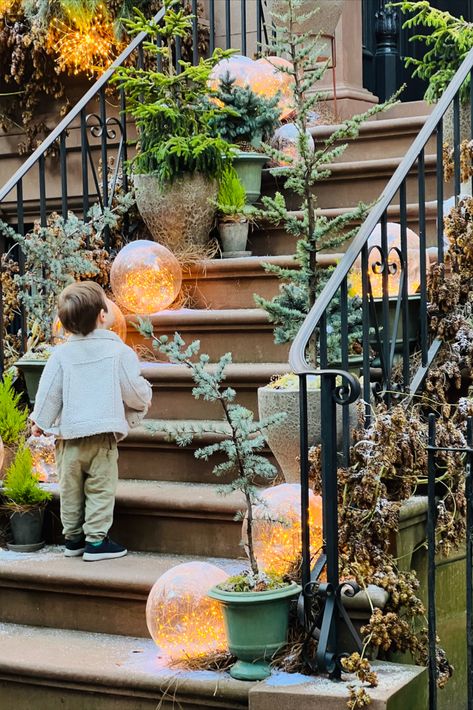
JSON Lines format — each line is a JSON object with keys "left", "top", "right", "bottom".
{"left": 290, "top": 45, "right": 473, "bottom": 685}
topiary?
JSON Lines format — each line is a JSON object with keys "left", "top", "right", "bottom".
{"left": 0, "top": 374, "right": 28, "bottom": 447}
{"left": 3, "top": 440, "right": 52, "bottom": 510}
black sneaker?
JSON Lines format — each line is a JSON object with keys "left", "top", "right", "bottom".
{"left": 64, "top": 537, "right": 86, "bottom": 558}
{"left": 82, "top": 536, "right": 127, "bottom": 561}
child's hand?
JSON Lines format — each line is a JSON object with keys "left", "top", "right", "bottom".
{"left": 31, "top": 423, "right": 44, "bottom": 437}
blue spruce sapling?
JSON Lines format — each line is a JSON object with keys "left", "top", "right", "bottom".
{"left": 138, "top": 323, "right": 286, "bottom": 578}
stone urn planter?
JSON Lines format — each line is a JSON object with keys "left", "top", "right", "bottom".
{"left": 208, "top": 582, "right": 301, "bottom": 680}
{"left": 218, "top": 219, "right": 251, "bottom": 258}
{"left": 232, "top": 152, "right": 268, "bottom": 204}
{"left": 133, "top": 173, "right": 217, "bottom": 252}
{"left": 14, "top": 359, "right": 46, "bottom": 407}
{"left": 258, "top": 380, "right": 351, "bottom": 483}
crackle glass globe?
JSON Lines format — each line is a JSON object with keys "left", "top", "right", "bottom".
{"left": 255, "top": 57, "right": 295, "bottom": 119}
{"left": 271, "top": 122, "right": 315, "bottom": 165}
{"left": 243, "top": 483, "right": 323, "bottom": 576}
{"left": 146, "top": 561, "right": 229, "bottom": 660}
{"left": 110, "top": 240, "right": 182, "bottom": 315}
{"left": 209, "top": 54, "right": 257, "bottom": 90}
{"left": 52, "top": 298, "right": 127, "bottom": 344}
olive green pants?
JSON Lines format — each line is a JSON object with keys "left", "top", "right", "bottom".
{"left": 56, "top": 434, "right": 119, "bottom": 543}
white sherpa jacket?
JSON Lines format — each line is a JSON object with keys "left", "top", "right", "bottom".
{"left": 31, "top": 330, "right": 152, "bottom": 441}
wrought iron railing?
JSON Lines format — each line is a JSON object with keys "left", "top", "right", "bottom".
{"left": 290, "top": 44, "right": 473, "bottom": 681}
{"left": 0, "top": 1, "right": 272, "bottom": 371}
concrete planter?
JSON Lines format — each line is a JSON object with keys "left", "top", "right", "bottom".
{"left": 257, "top": 385, "right": 349, "bottom": 483}
{"left": 208, "top": 582, "right": 301, "bottom": 681}
{"left": 7, "top": 507, "right": 45, "bottom": 552}
{"left": 218, "top": 220, "right": 250, "bottom": 257}
{"left": 134, "top": 173, "right": 217, "bottom": 252}
{"left": 232, "top": 152, "right": 268, "bottom": 204}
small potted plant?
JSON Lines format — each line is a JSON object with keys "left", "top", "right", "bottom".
{"left": 138, "top": 324, "right": 301, "bottom": 681}
{"left": 2, "top": 440, "right": 52, "bottom": 552}
{"left": 113, "top": 2, "right": 234, "bottom": 252}
{"left": 210, "top": 73, "right": 281, "bottom": 203}
{"left": 0, "top": 373, "right": 29, "bottom": 477}
{"left": 215, "top": 166, "right": 254, "bottom": 257}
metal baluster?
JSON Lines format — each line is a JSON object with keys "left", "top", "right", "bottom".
{"left": 320, "top": 311, "right": 328, "bottom": 368}
{"left": 59, "top": 132, "right": 68, "bottom": 220}
{"left": 209, "top": 0, "right": 215, "bottom": 55}
{"left": 225, "top": 0, "right": 231, "bottom": 49}
{"left": 191, "top": 0, "right": 199, "bottom": 65}
{"left": 361, "top": 243, "right": 371, "bottom": 428}
{"left": 16, "top": 180, "right": 27, "bottom": 355}
{"left": 241, "top": 0, "right": 247, "bottom": 56}
{"left": 137, "top": 44, "right": 144, "bottom": 70}
{"left": 453, "top": 93, "right": 461, "bottom": 201}
{"left": 99, "top": 87, "right": 110, "bottom": 249}
{"left": 80, "top": 109, "right": 90, "bottom": 219}
{"left": 466, "top": 417, "right": 473, "bottom": 710}
{"left": 436, "top": 117, "right": 444, "bottom": 264}
{"left": 418, "top": 149, "right": 428, "bottom": 366}
{"left": 340, "top": 277, "right": 350, "bottom": 466}
{"left": 427, "top": 413, "right": 438, "bottom": 710}
{"left": 256, "top": 0, "right": 262, "bottom": 53}
{"left": 399, "top": 180, "right": 409, "bottom": 389}
{"left": 156, "top": 33, "right": 162, "bottom": 72}
{"left": 38, "top": 154, "right": 47, "bottom": 227}
{"left": 299, "top": 373, "right": 311, "bottom": 611}
{"left": 175, "top": 35, "right": 182, "bottom": 73}
{"left": 380, "top": 211, "right": 390, "bottom": 402}
{"left": 119, "top": 88, "right": 130, "bottom": 242}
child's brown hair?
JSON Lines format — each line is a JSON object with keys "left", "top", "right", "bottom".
{"left": 58, "top": 281, "right": 107, "bottom": 336}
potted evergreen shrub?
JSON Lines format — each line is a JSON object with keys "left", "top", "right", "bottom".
{"left": 210, "top": 73, "right": 281, "bottom": 204}
{"left": 215, "top": 166, "right": 254, "bottom": 257}
{"left": 138, "top": 324, "right": 301, "bottom": 681}
{"left": 113, "top": 2, "right": 235, "bottom": 252}
{"left": 2, "top": 440, "right": 52, "bottom": 552}
{"left": 0, "top": 374, "right": 29, "bottom": 477}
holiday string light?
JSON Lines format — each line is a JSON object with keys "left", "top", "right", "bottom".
{"left": 47, "top": 6, "right": 118, "bottom": 77}
{"left": 0, "top": 0, "right": 14, "bottom": 15}
{"left": 110, "top": 240, "right": 182, "bottom": 315}
{"left": 146, "top": 562, "right": 228, "bottom": 660}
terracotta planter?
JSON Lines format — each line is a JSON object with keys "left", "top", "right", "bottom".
{"left": 257, "top": 385, "right": 352, "bottom": 483}
{"left": 134, "top": 173, "right": 217, "bottom": 252}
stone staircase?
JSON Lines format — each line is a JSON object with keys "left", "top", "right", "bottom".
{"left": 0, "top": 107, "right": 433, "bottom": 709}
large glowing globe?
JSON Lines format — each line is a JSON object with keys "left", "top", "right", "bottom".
{"left": 271, "top": 122, "right": 315, "bottom": 165}
{"left": 110, "top": 240, "right": 182, "bottom": 315}
{"left": 243, "top": 483, "right": 323, "bottom": 576}
{"left": 52, "top": 298, "right": 127, "bottom": 343}
{"left": 349, "top": 222, "right": 426, "bottom": 298}
{"left": 27, "top": 434, "right": 57, "bottom": 483}
{"left": 146, "top": 561, "right": 229, "bottom": 660}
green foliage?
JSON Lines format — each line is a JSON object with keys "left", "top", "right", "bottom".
{"left": 217, "top": 570, "right": 286, "bottom": 593}
{"left": 3, "top": 440, "right": 52, "bottom": 509}
{"left": 138, "top": 325, "right": 287, "bottom": 579}
{"left": 0, "top": 193, "right": 133, "bottom": 345}
{"left": 255, "top": 0, "right": 398, "bottom": 361}
{"left": 216, "top": 166, "right": 247, "bottom": 218}
{"left": 113, "top": 1, "right": 235, "bottom": 183}
{"left": 393, "top": 1, "right": 473, "bottom": 103}
{"left": 209, "top": 73, "right": 281, "bottom": 148}
{"left": 0, "top": 374, "right": 28, "bottom": 446}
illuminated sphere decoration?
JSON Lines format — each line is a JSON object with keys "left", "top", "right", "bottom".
{"left": 209, "top": 54, "right": 257, "bottom": 90}
{"left": 244, "top": 484, "right": 323, "bottom": 576}
{"left": 52, "top": 298, "right": 127, "bottom": 344}
{"left": 146, "top": 561, "right": 229, "bottom": 660}
{"left": 110, "top": 240, "right": 182, "bottom": 315}
{"left": 271, "top": 123, "right": 315, "bottom": 165}
{"left": 349, "top": 222, "right": 426, "bottom": 298}
{"left": 27, "top": 434, "right": 57, "bottom": 483}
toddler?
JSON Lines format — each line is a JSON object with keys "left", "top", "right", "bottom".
{"left": 31, "top": 281, "right": 152, "bottom": 561}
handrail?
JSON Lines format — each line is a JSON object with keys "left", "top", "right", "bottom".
{"left": 0, "top": 8, "right": 165, "bottom": 205}
{"left": 289, "top": 44, "right": 473, "bottom": 374}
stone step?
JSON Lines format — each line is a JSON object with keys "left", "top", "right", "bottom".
{"left": 128, "top": 308, "right": 288, "bottom": 364}
{"left": 0, "top": 622, "right": 251, "bottom": 709}
{"left": 141, "top": 363, "right": 289, "bottom": 420}
{"left": 46, "top": 480, "right": 245, "bottom": 558}
{"left": 250, "top": 201, "right": 440, "bottom": 257}
{"left": 118, "top": 420, "right": 281, "bottom": 484}
{"left": 0, "top": 546, "right": 243, "bottom": 638}
{"left": 262, "top": 154, "right": 441, "bottom": 210}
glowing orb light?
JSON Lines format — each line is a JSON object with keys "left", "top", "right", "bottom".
{"left": 146, "top": 561, "right": 229, "bottom": 660}
{"left": 270, "top": 123, "right": 315, "bottom": 165}
{"left": 349, "top": 222, "right": 426, "bottom": 298}
{"left": 210, "top": 55, "right": 294, "bottom": 119}
{"left": 52, "top": 298, "right": 127, "bottom": 344}
{"left": 244, "top": 484, "right": 323, "bottom": 576}
{"left": 0, "top": 1, "right": 14, "bottom": 15}
{"left": 110, "top": 240, "right": 182, "bottom": 315}
{"left": 27, "top": 434, "right": 57, "bottom": 483}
